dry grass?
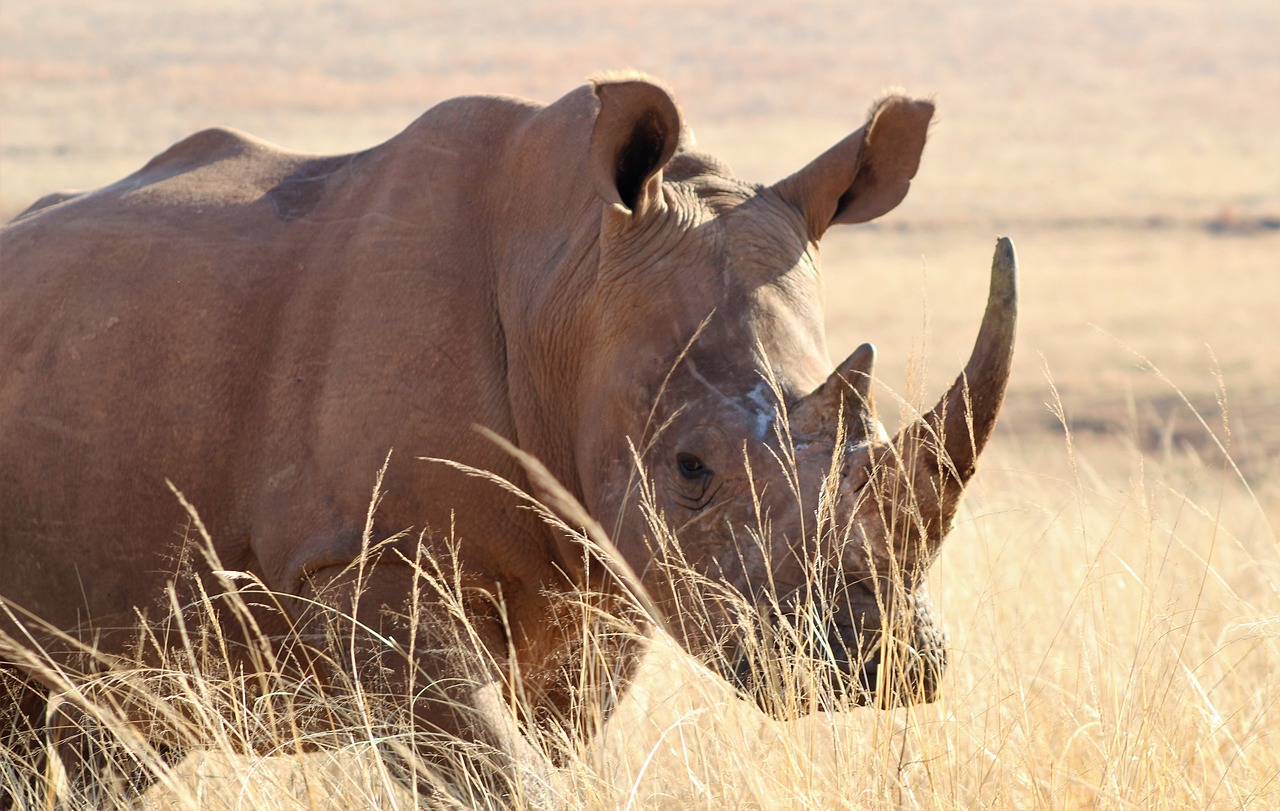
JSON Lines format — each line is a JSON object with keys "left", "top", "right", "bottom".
{"left": 2, "top": 372, "right": 1277, "bottom": 810}
{"left": 3, "top": 1, "right": 1279, "bottom": 808}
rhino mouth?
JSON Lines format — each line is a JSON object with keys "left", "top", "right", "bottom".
{"left": 724, "top": 619, "right": 947, "bottom": 714}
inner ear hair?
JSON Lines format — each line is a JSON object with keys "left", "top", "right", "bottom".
{"left": 614, "top": 109, "right": 669, "bottom": 212}
{"left": 588, "top": 77, "right": 682, "bottom": 217}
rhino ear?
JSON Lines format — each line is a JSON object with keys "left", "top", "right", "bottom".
{"left": 588, "top": 77, "right": 682, "bottom": 218}
{"left": 773, "top": 95, "right": 934, "bottom": 241}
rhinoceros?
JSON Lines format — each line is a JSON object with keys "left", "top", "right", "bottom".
{"left": 0, "top": 73, "right": 1016, "bottom": 802}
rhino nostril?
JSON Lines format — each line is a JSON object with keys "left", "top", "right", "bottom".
{"left": 847, "top": 643, "right": 949, "bottom": 705}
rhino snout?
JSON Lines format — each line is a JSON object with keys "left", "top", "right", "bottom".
{"left": 855, "top": 638, "right": 948, "bottom": 708}
{"left": 726, "top": 610, "right": 948, "bottom": 715}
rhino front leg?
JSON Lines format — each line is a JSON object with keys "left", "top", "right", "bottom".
{"left": 0, "top": 668, "right": 49, "bottom": 811}
{"left": 375, "top": 680, "right": 564, "bottom": 810}
{"left": 41, "top": 692, "right": 187, "bottom": 807}
{"left": 297, "top": 560, "right": 567, "bottom": 808}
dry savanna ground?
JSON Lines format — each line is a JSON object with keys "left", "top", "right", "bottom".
{"left": 1, "top": 1, "right": 1278, "bottom": 809}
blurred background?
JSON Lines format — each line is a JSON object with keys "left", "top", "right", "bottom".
{"left": 3, "top": 0, "right": 1278, "bottom": 477}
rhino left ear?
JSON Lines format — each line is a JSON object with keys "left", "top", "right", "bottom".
{"left": 588, "top": 77, "right": 682, "bottom": 218}
{"left": 773, "top": 95, "right": 934, "bottom": 241}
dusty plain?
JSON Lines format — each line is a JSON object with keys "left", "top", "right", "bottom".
{"left": 2, "top": 1, "right": 1278, "bottom": 808}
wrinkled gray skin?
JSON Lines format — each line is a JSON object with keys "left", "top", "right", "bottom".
{"left": 0, "top": 75, "right": 1016, "bottom": 803}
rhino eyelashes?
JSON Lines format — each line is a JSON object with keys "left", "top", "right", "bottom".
{"left": 674, "top": 451, "right": 718, "bottom": 510}
{"left": 676, "top": 452, "right": 709, "bottom": 480}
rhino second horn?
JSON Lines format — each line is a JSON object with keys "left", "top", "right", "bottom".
{"left": 900, "top": 236, "right": 1018, "bottom": 491}
{"left": 789, "top": 342, "right": 876, "bottom": 440}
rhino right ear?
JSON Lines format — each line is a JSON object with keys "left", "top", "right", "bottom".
{"left": 588, "top": 77, "right": 682, "bottom": 219}
{"left": 773, "top": 95, "right": 934, "bottom": 241}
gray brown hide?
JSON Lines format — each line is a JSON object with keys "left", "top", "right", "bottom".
{"left": 0, "top": 74, "right": 1016, "bottom": 801}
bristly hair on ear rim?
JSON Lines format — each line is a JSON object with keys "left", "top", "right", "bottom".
{"left": 588, "top": 68, "right": 662, "bottom": 87}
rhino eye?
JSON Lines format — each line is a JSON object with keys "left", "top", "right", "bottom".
{"left": 676, "top": 452, "right": 709, "bottom": 480}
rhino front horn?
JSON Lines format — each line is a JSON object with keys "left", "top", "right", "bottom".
{"left": 896, "top": 237, "right": 1018, "bottom": 521}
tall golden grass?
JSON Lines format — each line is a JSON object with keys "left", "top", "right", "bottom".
{"left": 2, "top": 367, "right": 1275, "bottom": 810}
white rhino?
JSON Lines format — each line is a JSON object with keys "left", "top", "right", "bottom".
{"left": 0, "top": 74, "right": 1016, "bottom": 803}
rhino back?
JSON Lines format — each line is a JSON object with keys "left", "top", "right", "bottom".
{"left": 0, "top": 95, "right": 549, "bottom": 641}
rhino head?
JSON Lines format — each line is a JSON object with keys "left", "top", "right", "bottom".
{"left": 553, "top": 78, "right": 1017, "bottom": 713}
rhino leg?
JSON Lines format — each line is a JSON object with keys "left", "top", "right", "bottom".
{"left": 57, "top": 738, "right": 186, "bottom": 806}
{"left": 0, "top": 668, "right": 49, "bottom": 811}
{"left": 32, "top": 693, "right": 185, "bottom": 807}
{"left": 297, "top": 561, "right": 566, "bottom": 808}
{"left": 370, "top": 680, "right": 563, "bottom": 809}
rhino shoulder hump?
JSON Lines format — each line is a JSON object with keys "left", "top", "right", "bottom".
{"left": 137, "top": 126, "right": 266, "bottom": 177}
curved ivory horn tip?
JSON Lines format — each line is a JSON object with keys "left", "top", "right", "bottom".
{"left": 991, "top": 236, "right": 1018, "bottom": 299}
